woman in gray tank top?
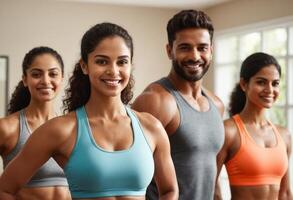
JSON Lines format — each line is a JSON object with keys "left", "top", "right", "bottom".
{"left": 0, "top": 47, "right": 70, "bottom": 200}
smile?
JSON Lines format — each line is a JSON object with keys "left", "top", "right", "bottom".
{"left": 260, "top": 96, "right": 274, "bottom": 102}
{"left": 37, "top": 88, "right": 53, "bottom": 91}
{"left": 184, "top": 64, "right": 201, "bottom": 71}
{"left": 102, "top": 79, "right": 121, "bottom": 86}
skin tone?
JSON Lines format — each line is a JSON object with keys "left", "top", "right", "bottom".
{"left": 132, "top": 28, "right": 224, "bottom": 135}
{"left": 0, "top": 36, "right": 178, "bottom": 200}
{"left": 0, "top": 53, "right": 71, "bottom": 200}
{"left": 216, "top": 65, "right": 293, "bottom": 200}
{"left": 132, "top": 28, "right": 224, "bottom": 196}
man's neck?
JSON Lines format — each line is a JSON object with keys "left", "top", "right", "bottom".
{"left": 167, "top": 71, "right": 203, "bottom": 99}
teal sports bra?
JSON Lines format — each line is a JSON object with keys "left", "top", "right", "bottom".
{"left": 64, "top": 106, "right": 154, "bottom": 199}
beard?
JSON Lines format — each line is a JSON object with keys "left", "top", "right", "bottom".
{"left": 172, "top": 59, "right": 210, "bottom": 82}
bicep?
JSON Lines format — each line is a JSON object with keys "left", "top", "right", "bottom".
{"left": 217, "top": 124, "right": 236, "bottom": 178}
{"left": 152, "top": 126, "right": 178, "bottom": 196}
{"left": 279, "top": 131, "right": 293, "bottom": 198}
{"left": 216, "top": 144, "right": 228, "bottom": 179}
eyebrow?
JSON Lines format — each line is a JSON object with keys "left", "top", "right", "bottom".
{"left": 29, "top": 67, "right": 61, "bottom": 72}
{"left": 177, "top": 43, "right": 209, "bottom": 47}
{"left": 94, "top": 55, "right": 130, "bottom": 59}
{"left": 255, "top": 77, "right": 280, "bottom": 81}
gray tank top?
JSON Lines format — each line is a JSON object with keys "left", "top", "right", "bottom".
{"left": 146, "top": 78, "right": 224, "bottom": 200}
{"left": 3, "top": 110, "right": 68, "bottom": 187}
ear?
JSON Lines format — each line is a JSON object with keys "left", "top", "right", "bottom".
{"left": 166, "top": 44, "right": 172, "bottom": 60}
{"left": 239, "top": 78, "right": 247, "bottom": 92}
{"left": 80, "top": 59, "right": 88, "bottom": 75}
{"left": 22, "top": 75, "right": 27, "bottom": 87}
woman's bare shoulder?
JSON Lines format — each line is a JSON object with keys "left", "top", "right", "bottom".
{"left": 224, "top": 117, "right": 239, "bottom": 141}
{"left": 0, "top": 112, "right": 20, "bottom": 140}
{"left": 35, "top": 111, "right": 77, "bottom": 140}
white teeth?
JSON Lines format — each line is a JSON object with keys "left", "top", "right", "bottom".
{"left": 103, "top": 80, "right": 120, "bottom": 86}
{"left": 185, "top": 65, "right": 200, "bottom": 70}
{"left": 38, "top": 88, "right": 52, "bottom": 91}
{"left": 261, "top": 97, "right": 274, "bottom": 102}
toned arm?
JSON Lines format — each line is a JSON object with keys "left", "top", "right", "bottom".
{"left": 278, "top": 127, "right": 293, "bottom": 200}
{"left": 215, "top": 119, "right": 240, "bottom": 200}
{"left": 136, "top": 112, "right": 178, "bottom": 200}
{"left": 132, "top": 84, "right": 177, "bottom": 133}
{"left": 0, "top": 114, "right": 75, "bottom": 196}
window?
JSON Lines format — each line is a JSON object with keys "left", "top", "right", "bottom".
{"left": 214, "top": 16, "right": 293, "bottom": 199}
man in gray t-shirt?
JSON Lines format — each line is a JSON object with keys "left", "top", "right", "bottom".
{"left": 132, "top": 9, "right": 225, "bottom": 200}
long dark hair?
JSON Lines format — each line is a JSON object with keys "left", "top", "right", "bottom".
{"left": 63, "top": 22, "right": 134, "bottom": 113}
{"left": 8, "top": 47, "right": 64, "bottom": 114}
{"left": 228, "top": 52, "right": 281, "bottom": 117}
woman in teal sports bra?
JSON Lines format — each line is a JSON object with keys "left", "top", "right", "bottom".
{"left": 0, "top": 23, "right": 178, "bottom": 200}
{"left": 0, "top": 47, "right": 71, "bottom": 200}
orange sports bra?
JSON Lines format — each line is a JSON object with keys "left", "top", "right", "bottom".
{"left": 225, "top": 114, "right": 288, "bottom": 186}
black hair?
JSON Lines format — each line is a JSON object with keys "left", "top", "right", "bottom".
{"left": 228, "top": 52, "right": 281, "bottom": 116}
{"left": 63, "top": 22, "right": 134, "bottom": 113}
{"left": 167, "top": 9, "right": 214, "bottom": 45}
{"left": 8, "top": 46, "right": 64, "bottom": 114}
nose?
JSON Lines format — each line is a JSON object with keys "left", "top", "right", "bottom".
{"left": 107, "top": 63, "right": 119, "bottom": 76}
{"left": 264, "top": 83, "right": 273, "bottom": 93}
{"left": 192, "top": 48, "right": 201, "bottom": 61}
{"left": 41, "top": 74, "right": 50, "bottom": 84}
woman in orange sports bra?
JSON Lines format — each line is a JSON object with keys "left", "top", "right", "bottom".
{"left": 216, "top": 52, "right": 292, "bottom": 200}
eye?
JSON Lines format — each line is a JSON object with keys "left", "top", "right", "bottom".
{"left": 198, "top": 46, "right": 209, "bottom": 52}
{"left": 31, "top": 72, "right": 41, "bottom": 78}
{"left": 95, "top": 59, "right": 108, "bottom": 65}
{"left": 178, "top": 45, "right": 191, "bottom": 51}
{"left": 256, "top": 80, "right": 266, "bottom": 85}
{"left": 49, "top": 71, "right": 60, "bottom": 77}
{"left": 272, "top": 81, "right": 280, "bottom": 87}
{"left": 117, "top": 59, "right": 129, "bottom": 66}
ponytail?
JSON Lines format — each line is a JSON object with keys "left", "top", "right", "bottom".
{"left": 121, "top": 73, "right": 134, "bottom": 105}
{"left": 63, "top": 62, "right": 90, "bottom": 113}
{"left": 8, "top": 81, "right": 30, "bottom": 114}
{"left": 228, "top": 83, "right": 246, "bottom": 117}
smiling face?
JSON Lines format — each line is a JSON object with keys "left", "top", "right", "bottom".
{"left": 167, "top": 28, "right": 213, "bottom": 82}
{"left": 241, "top": 64, "right": 280, "bottom": 109}
{"left": 23, "top": 53, "right": 63, "bottom": 103}
{"left": 81, "top": 36, "right": 131, "bottom": 98}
